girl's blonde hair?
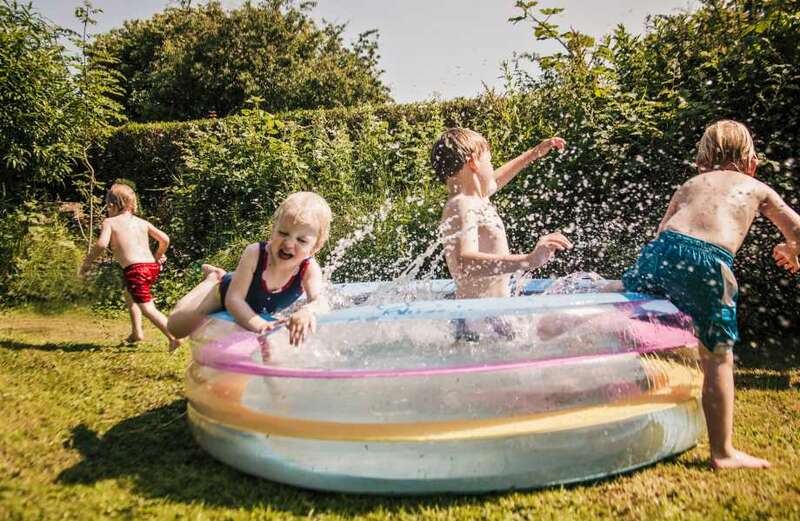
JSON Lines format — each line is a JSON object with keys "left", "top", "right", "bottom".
{"left": 272, "top": 192, "right": 332, "bottom": 252}
{"left": 106, "top": 183, "right": 138, "bottom": 214}
{"left": 695, "top": 120, "right": 756, "bottom": 174}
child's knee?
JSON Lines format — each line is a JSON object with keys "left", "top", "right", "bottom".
{"left": 138, "top": 300, "right": 160, "bottom": 316}
{"left": 166, "top": 314, "right": 184, "bottom": 336}
{"left": 699, "top": 343, "right": 733, "bottom": 369}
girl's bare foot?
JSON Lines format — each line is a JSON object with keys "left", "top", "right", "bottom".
{"left": 712, "top": 449, "right": 771, "bottom": 469}
{"left": 201, "top": 264, "right": 226, "bottom": 281}
{"left": 169, "top": 337, "right": 183, "bottom": 353}
{"left": 125, "top": 334, "right": 144, "bottom": 344}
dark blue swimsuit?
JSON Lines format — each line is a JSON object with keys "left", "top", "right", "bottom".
{"left": 219, "top": 242, "right": 309, "bottom": 316}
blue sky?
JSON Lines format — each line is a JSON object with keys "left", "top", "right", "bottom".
{"left": 31, "top": 0, "right": 696, "bottom": 103}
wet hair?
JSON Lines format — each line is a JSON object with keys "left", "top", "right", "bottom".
{"left": 106, "top": 183, "right": 138, "bottom": 214}
{"left": 272, "top": 191, "right": 332, "bottom": 252}
{"left": 430, "top": 128, "right": 490, "bottom": 183}
{"left": 695, "top": 120, "right": 756, "bottom": 174}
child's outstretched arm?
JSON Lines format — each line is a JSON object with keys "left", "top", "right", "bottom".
{"left": 760, "top": 186, "right": 800, "bottom": 272}
{"left": 224, "top": 244, "right": 275, "bottom": 334}
{"left": 285, "top": 259, "right": 328, "bottom": 346}
{"left": 147, "top": 222, "right": 170, "bottom": 263}
{"left": 493, "top": 137, "right": 566, "bottom": 193}
{"left": 79, "top": 219, "right": 112, "bottom": 276}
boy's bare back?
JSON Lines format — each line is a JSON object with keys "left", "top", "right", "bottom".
{"left": 442, "top": 194, "right": 511, "bottom": 299}
{"left": 661, "top": 171, "right": 793, "bottom": 255}
{"left": 102, "top": 214, "right": 159, "bottom": 268}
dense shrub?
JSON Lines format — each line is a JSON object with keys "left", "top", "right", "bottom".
{"left": 92, "top": 0, "right": 391, "bottom": 122}
{"left": 0, "top": 0, "right": 124, "bottom": 205}
{"left": 5, "top": 0, "right": 799, "bottom": 361}
{"left": 5, "top": 211, "right": 85, "bottom": 305}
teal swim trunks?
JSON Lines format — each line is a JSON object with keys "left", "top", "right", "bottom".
{"left": 622, "top": 230, "right": 739, "bottom": 353}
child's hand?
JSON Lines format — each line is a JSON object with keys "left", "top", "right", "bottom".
{"left": 286, "top": 308, "right": 316, "bottom": 347}
{"left": 526, "top": 232, "right": 573, "bottom": 268}
{"left": 773, "top": 243, "right": 799, "bottom": 273}
{"left": 530, "top": 137, "right": 566, "bottom": 161}
{"left": 257, "top": 321, "right": 280, "bottom": 335}
{"left": 157, "top": 254, "right": 167, "bottom": 265}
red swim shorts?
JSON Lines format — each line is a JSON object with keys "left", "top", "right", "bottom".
{"left": 123, "top": 262, "right": 161, "bottom": 303}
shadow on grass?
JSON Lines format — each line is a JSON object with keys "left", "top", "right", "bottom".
{"left": 0, "top": 339, "right": 106, "bottom": 353}
{"left": 734, "top": 372, "right": 796, "bottom": 391}
{"left": 56, "top": 400, "right": 497, "bottom": 514}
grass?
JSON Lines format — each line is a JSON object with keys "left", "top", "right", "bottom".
{"left": 0, "top": 308, "right": 799, "bottom": 520}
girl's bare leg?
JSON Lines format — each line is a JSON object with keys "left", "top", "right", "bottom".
{"left": 167, "top": 266, "right": 226, "bottom": 339}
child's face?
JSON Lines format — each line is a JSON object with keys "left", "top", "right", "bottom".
{"left": 472, "top": 149, "right": 496, "bottom": 192}
{"left": 270, "top": 215, "right": 320, "bottom": 265}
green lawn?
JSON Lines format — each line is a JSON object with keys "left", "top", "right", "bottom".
{"left": 1, "top": 308, "right": 799, "bottom": 520}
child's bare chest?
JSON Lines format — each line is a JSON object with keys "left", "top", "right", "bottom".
{"left": 476, "top": 205, "right": 509, "bottom": 253}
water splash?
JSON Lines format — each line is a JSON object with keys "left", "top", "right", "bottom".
{"left": 542, "top": 271, "right": 606, "bottom": 295}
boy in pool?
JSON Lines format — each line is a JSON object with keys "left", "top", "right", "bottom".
{"left": 432, "top": 128, "right": 572, "bottom": 299}
{"left": 80, "top": 183, "right": 181, "bottom": 350}
{"left": 167, "top": 191, "right": 331, "bottom": 347}
{"left": 621, "top": 120, "right": 800, "bottom": 469}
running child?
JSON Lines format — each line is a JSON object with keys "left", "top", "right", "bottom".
{"left": 622, "top": 120, "right": 800, "bottom": 469}
{"left": 167, "top": 191, "right": 331, "bottom": 346}
{"left": 80, "top": 183, "right": 181, "bottom": 350}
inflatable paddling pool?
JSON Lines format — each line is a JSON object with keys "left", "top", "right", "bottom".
{"left": 186, "top": 279, "right": 705, "bottom": 494}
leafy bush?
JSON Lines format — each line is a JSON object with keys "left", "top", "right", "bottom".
{"left": 6, "top": 213, "right": 86, "bottom": 305}
{"left": 0, "top": 0, "right": 124, "bottom": 205}
{"left": 92, "top": 0, "right": 391, "bottom": 122}
{"left": 4, "top": 0, "right": 799, "bottom": 357}
{"left": 0, "top": 1, "right": 81, "bottom": 201}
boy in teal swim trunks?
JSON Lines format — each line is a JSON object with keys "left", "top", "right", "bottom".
{"left": 622, "top": 120, "right": 800, "bottom": 469}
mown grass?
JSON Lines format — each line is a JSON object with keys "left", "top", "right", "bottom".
{"left": 1, "top": 308, "right": 799, "bottom": 520}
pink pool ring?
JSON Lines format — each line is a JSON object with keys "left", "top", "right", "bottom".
{"left": 186, "top": 282, "right": 705, "bottom": 494}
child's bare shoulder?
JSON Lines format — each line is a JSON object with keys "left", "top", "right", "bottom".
{"left": 242, "top": 242, "right": 262, "bottom": 256}
{"left": 722, "top": 173, "right": 772, "bottom": 201}
{"left": 682, "top": 171, "right": 767, "bottom": 194}
{"left": 444, "top": 194, "right": 483, "bottom": 214}
{"left": 131, "top": 215, "right": 154, "bottom": 227}
{"left": 442, "top": 195, "right": 478, "bottom": 227}
{"left": 101, "top": 215, "right": 122, "bottom": 230}
{"left": 303, "top": 256, "right": 321, "bottom": 273}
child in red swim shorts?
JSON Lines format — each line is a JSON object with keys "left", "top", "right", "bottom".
{"left": 80, "top": 183, "right": 181, "bottom": 351}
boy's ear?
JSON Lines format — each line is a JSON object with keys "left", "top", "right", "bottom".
{"left": 746, "top": 155, "right": 757, "bottom": 177}
{"left": 466, "top": 154, "right": 480, "bottom": 172}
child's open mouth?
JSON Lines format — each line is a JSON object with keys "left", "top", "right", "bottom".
{"left": 277, "top": 249, "right": 294, "bottom": 260}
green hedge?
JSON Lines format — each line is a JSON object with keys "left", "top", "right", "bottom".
{"left": 5, "top": 0, "right": 798, "bottom": 363}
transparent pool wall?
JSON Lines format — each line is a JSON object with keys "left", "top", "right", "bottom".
{"left": 185, "top": 282, "right": 705, "bottom": 494}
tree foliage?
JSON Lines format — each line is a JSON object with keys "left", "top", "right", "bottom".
{"left": 0, "top": 0, "right": 79, "bottom": 201}
{"left": 93, "top": 0, "right": 391, "bottom": 122}
{"left": 0, "top": 0, "right": 124, "bottom": 206}
{"left": 4, "top": 0, "right": 798, "bottom": 357}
